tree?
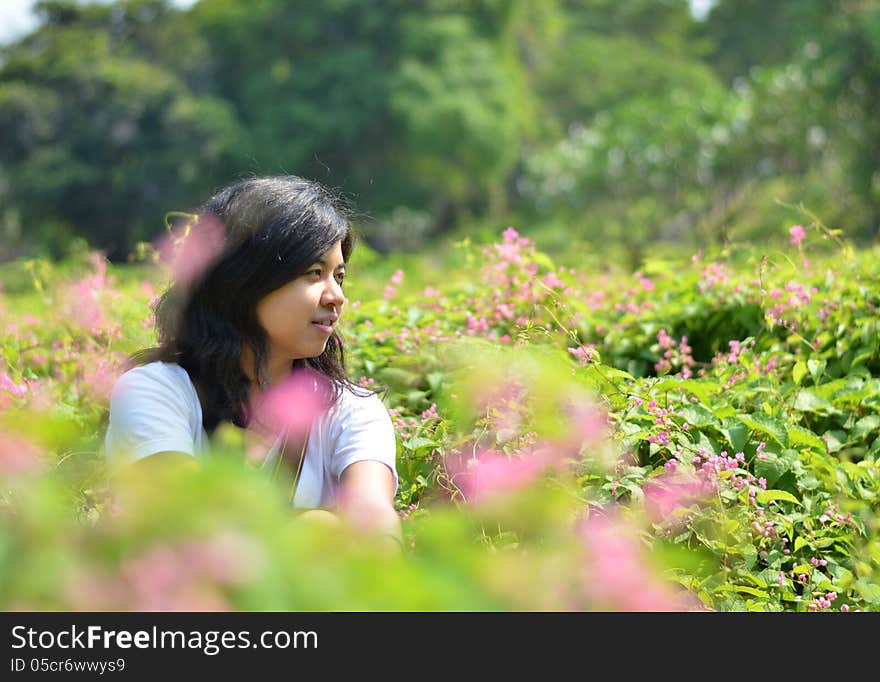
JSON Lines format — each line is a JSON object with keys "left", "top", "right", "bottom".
{"left": 701, "top": 0, "right": 880, "bottom": 238}
{"left": 188, "top": 0, "right": 535, "bottom": 248}
{"left": 0, "top": 0, "right": 243, "bottom": 260}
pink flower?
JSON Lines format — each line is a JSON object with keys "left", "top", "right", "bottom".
{"left": 62, "top": 278, "right": 108, "bottom": 333}
{"left": 250, "top": 368, "right": 332, "bottom": 441}
{"left": 567, "top": 345, "right": 595, "bottom": 365}
{"left": 502, "top": 227, "right": 520, "bottom": 243}
{"left": 559, "top": 401, "right": 611, "bottom": 459}
{"left": 420, "top": 404, "right": 439, "bottom": 422}
{"left": 157, "top": 212, "right": 225, "bottom": 288}
{"left": 448, "top": 447, "right": 552, "bottom": 504}
{"left": 390, "top": 269, "right": 404, "bottom": 285}
{"left": 634, "top": 271, "right": 654, "bottom": 291}
{"left": 643, "top": 473, "right": 709, "bottom": 527}
{"left": 577, "top": 511, "right": 702, "bottom": 611}
{"left": 0, "top": 372, "right": 27, "bottom": 399}
{"left": 789, "top": 224, "right": 806, "bottom": 246}
{"left": 178, "top": 531, "right": 266, "bottom": 586}
{"left": 0, "top": 434, "right": 44, "bottom": 475}
{"left": 80, "top": 352, "right": 126, "bottom": 401}
{"left": 542, "top": 272, "right": 565, "bottom": 289}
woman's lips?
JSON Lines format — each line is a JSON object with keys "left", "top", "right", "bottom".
{"left": 311, "top": 322, "right": 334, "bottom": 334}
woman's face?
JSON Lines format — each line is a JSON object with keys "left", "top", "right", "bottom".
{"left": 256, "top": 240, "right": 347, "bottom": 362}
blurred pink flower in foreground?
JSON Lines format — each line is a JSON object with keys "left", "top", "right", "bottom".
{"left": 577, "top": 510, "right": 702, "bottom": 611}
{"left": 157, "top": 213, "right": 225, "bottom": 288}
{"left": 66, "top": 532, "right": 264, "bottom": 611}
{"left": 789, "top": 224, "right": 806, "bottom": 246}
{"left": 643, "top": 472, "right": 710, "bottom": 528}
{"left": 0, "top": 434, "right": 44, "bottom": 476}
{"left": 556, "top": 399, "right": 618, "bottom": 471}
{"left": 448, "top": 446, "right": 564, "bottom": 504}
{"left": 249, "top": 368, "right": 332, "bottom": 444}
{"left": 79, "top": 352, "right": 127, "bottom": 402}
{"left": 563, "top": 400, "right": 610, "bottom": 446}
{"left": 0, "top": 371, "right": 27, "bottom": 399}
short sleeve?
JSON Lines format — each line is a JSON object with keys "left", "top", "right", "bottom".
{"left": 328, "top": 390, "right": 398, "bottom": 495}
{"left": 104, "top": 364, "right": 200, "bottom": 466}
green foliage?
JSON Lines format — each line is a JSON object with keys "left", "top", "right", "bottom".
{"left": 1, "top": 217, "right": 878, "bottom": 611}
{"left": 3, "top": 0, "right": 878, "bottom": 262}
{"left": 0, "top": 0, "right": 242, "bottom": 260}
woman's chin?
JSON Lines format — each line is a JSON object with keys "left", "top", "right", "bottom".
{"left": 303, "top": 342, "right": 330, "bottom": 359}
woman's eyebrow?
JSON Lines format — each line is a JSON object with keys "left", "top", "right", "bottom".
{"left": 312, "top": 258, "right": 346, "bottom": 270}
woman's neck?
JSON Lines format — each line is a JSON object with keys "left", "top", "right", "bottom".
{"left": 241, "top": 345, "right": 292, "bottom": 390}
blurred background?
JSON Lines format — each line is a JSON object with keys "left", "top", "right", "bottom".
{"left": 1, "top": 0, "right": 878, "bottom": 268}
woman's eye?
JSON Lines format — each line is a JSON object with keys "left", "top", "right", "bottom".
{"left": 335, "top": 274, "right": 345, "bottom": 285}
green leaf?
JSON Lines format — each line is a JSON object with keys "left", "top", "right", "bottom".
{"left": 822, "top": 429, "right": 847, "bottom": 454}
{"left": 581, "top": 364, "right": 630, "bottom": 394}
{"left": 743, "top": 573, "right": 769, "bottom": 588}
{"left": 403, "top": 437, "right": 440, "bottom": 451}
{"left": 721, "top": 418, "right": 749, "bottom": 454}
{"left": 740, "top": 543, "right": 758, "bottom": 569}
{"left": 682, "top": 404, "right": 720, "bottom": 428}
{"left": 425, "top": 372, "right": 445, "bottom": 394}
{"left": 717, "top": 584, "right": 768, "bottom": 598}
{"left": 738, "top": 413, "right": 789, "bottom": 448}
{"left": 652, "top": 378, "right": 721, "bottom": 405}
{"left": 807, "top": 358, "right": 826, "bottom": 385}
{"left": 405, "top": 390, "right": 430, "bottom": 409}
{"left": 787, "top": 425, "right": 827, "bottom": 452}
{"left": 850, "top": 349, "right": 875, "bottom": 370}
{"left": 753, "top": 450, "right": 797, "bottom": 488}
{"left": 794, "top": 536, "right": 810, "bottom": 552}
{"left": 756, "top": 489, "right": 801, "bottom": 506}
{"left": 854, "top": 415, "right": 880, "bottom": 439}
{"left": 694, "top": 430, "right": 722, "bottom": 457}
{"left": 376, "top": 367, "right": 421, "bottom": 389}
{"left": 793, "top": 389, "right": 836, "bottom": 414}
{"left": 792, "top": 361, "right": 808, "bottom": 386}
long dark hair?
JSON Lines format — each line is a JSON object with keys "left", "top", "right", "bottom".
{"left": 132, "top": 175, "right": 365, "bottom": 433}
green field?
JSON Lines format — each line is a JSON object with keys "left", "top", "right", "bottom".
{"left": 1, "top": 220, "right": 878, "bottom": 611}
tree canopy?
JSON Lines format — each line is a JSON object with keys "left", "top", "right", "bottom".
{"left": 0, "top": 0, "right": 877, "bottom": 262}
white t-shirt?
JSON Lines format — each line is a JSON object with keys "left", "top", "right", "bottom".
{"left": 104, "top": 362, "right": 398, "bottom": 509}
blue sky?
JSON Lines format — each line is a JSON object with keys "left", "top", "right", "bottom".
{"left": 0, "top": 0, "right": 717, "bottom": 46}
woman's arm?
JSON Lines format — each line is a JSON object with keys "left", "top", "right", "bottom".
{"left": 337, "top": 460, "right": 402, "bottom": 550}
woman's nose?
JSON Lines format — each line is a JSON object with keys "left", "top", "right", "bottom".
{"left": 322, "top": 277, "right": 346, "bottom": 308}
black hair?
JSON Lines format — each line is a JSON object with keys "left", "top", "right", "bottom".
{"left": 132, "top": 175, "right": 367, "bottom": 433}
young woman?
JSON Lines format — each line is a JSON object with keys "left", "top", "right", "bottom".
{"left": 104, "top": 176, "right": 400, "bottom": 545}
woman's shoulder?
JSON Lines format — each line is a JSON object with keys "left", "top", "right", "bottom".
{"left": 105, "top": 361, "right": 204, "bottom": 463}
{"left": 115, "top": 361, "right": 193, "bottom": 386}
{"left": 319, "top": 382, "right": 397, "bottom": 480}
{"left": 334, "top": 383, "right": 386, "bottom": 410}
{"left": 111, "top": 361, "right": 198, "bottom": 404}
{"left": 325, "top": 383, "right": 390, "bottom": 428}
